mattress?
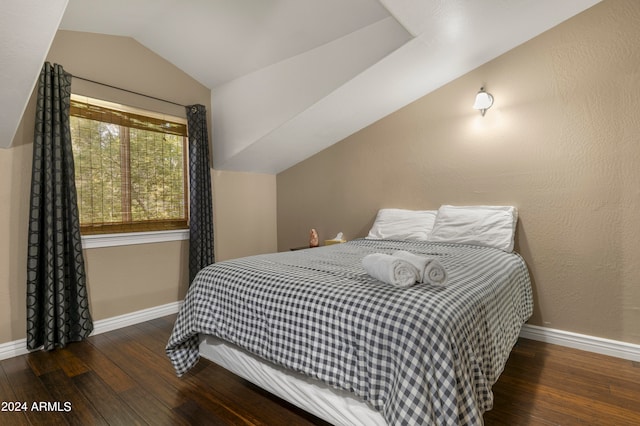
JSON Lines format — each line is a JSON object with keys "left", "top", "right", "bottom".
{"left": 199, "top": 334, "right": 386, "bottom": 426}
{"left": 167, "top": 239, "right": 533, "bottom": 425}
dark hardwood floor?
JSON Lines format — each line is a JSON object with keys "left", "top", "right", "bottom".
{"left": 1, "top": 315, "right": 639, "bottom": 425}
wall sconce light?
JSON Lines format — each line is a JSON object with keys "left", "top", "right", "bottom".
{"left": 473, "top": 87, "right": 494, "bottom": 116}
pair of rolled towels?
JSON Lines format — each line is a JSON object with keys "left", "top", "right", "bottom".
{"left": 362, "top": 250, "right": 448, "bottom": 288}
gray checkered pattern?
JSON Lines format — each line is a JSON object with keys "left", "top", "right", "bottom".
{"left": 166, "top": 239, "right": 533, "bottom": 425}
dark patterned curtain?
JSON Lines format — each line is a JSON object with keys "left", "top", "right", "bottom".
{"left": 186, "top": 104, "right": 215, "bottom": 283}
{"left": 26, "top": 62, "right": 93, "bottom": 350}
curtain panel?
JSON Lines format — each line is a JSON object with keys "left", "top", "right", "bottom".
{"left": 26, "top": 62, "right": 93, "bottom": 350}
{"left": 186, "top": 104, "right": 215, "bottom": 283}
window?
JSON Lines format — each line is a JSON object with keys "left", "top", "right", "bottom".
{"left": 69, "top": 95, "right": 188, "bottom": 235}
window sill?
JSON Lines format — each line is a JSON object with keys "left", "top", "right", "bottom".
{"left": 81, "top": 229, "right": 189, "bottom": 249}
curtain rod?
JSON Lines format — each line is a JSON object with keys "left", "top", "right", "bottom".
{"left": 72, "top": 75, "right": 186, "bottom": 108}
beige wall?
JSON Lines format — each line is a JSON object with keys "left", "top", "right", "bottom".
{"left": 0, "top": 143, "right": 32, "bottom": 343}
{"left": 277, "top": 0, "right": 640, "bottom": 345}
{"left": 213, "top": 170, "right": 278, "bottom": 261}
{"left": 0, "top": 31, "right": 277, "bottom": 344}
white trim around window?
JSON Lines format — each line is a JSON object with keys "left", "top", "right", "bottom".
{"left": 81, "top": 229, "right": 189, "bottom": 249}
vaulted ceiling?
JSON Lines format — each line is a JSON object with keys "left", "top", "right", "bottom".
{"left": 2, "top": 0, "right": 601, "bottom": 173}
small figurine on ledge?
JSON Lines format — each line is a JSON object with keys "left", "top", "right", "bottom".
{"left": 309, "top": 228, "right": 319, "bottom": 248}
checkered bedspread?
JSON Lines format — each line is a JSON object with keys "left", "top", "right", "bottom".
{"left": 166, "top": 239, "right": 533, "bottom": 425}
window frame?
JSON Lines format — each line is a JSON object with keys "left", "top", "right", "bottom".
{"left": 70, "top": 94, "right": 190, "bottom": 242}
{"left": 81, "top": 229, "right": 189, "bottom": 249}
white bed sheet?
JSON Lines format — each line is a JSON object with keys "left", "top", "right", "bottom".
{"left": 199, "top": 334, "right": 386, "bottom": 426}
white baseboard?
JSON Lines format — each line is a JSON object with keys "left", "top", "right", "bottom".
{"left": 0, "top": 301, "right": 182, "bottom": 361}
{"left": 91, "top": 300, "right": 182, "bottom": 335}
{"left": 0, "top": 339, "right": 28, "bottom": 362}
{"left": 3, "top": 311, "right": 639, "bottom": 364}
{"left": 519, "top": 324, "right": 640, "bottom": 362}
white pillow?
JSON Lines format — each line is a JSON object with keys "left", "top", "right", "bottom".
{"left": 427, "top": 205, "right": 518, "bottom": 252}
{"left": 366, "top": 208, "right": 438, "bottom": 241}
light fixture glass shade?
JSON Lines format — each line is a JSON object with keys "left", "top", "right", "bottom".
{"left": 473, "top": 88, "right": 493, "bottom": 116}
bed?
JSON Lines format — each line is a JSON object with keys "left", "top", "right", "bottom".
{"left": 166, "top": 206, "right": 533, "bottom": 425}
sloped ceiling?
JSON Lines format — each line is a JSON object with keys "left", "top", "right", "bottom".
{"left": 3, "top": 0, "right": 601, "bottom": 174}
{"left": 0, "top": 0, "right": 68, "bottom": 149}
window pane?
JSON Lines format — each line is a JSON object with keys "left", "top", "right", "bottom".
{"left": 70, "top": 99, "right": 188, "bottom": 234}
{"left": 129, "top": 128, "right": 185, "bottom": 222}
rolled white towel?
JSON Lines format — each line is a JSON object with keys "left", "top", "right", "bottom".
{"left": 362, "top": 253, "right": 419, "bottom": 288}
{"left": 392, "top": 250, "right": 449, "bottom": 286}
